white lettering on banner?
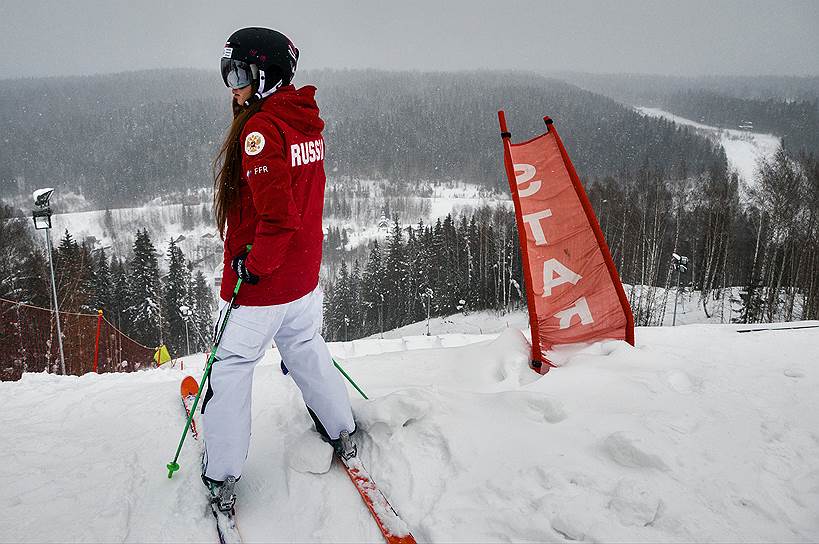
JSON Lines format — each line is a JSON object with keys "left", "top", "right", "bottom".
{"left": 522, "top": 209, "right": 553, "bottom": 245}
{"left": 514, "top": 161, "right": 598, "bottom": 334}
{"left": 514, "top": 163, "right": 542, "bottom": 198}
{"left": 554, "top": 297, "right": 594, "bottom": 329}
{"left": 542, "top": 258, "right": 582, "bottom": 297}
{"left": 291, "top": 138, "right": 325, "bottom": 167}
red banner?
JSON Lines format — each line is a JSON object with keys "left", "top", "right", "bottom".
{"left": 499, "top": 113, "right": 634, "bottom": 372}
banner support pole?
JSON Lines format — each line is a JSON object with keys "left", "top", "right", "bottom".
{"left": 498, "top": 111, "right": 550, "bottom": 372}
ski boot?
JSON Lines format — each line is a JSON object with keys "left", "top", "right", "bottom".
{"left": 206, "top": 475, "right": 237, "bottom": 513}
{"left": 331, "top": 429, "right": 357, "bottom": 461}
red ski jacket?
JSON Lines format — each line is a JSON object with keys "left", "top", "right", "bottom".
{"left": 220, "top": 85, "right": 327, "bottom": 306}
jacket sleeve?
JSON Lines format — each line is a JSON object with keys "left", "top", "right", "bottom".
{"left": 240, "top": 117, "right": 301, "bottom": 277}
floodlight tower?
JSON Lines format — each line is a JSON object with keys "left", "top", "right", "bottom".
{"left": 32, "top": 188, "right": 66, "bottom": 375}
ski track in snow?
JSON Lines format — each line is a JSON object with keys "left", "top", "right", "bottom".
{"left": 1, "top": 323, "right": 818, "bottom": 542}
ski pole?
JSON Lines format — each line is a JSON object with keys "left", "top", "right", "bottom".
{"left": 166, "top": 245, "right": 251, "bottom": 478}
{"left": 332, "top": 357, "right": 368, "bottom": 400}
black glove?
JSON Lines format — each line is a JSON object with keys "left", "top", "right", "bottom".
{"left": 231, "top": 252, "right": 260, "bottom": 285}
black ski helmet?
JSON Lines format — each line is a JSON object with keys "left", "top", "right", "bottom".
{"left": 221, "top": 27, "right": 299, "bottom": 103}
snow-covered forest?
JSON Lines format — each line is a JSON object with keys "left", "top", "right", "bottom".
{"left": 0, "top": 69, "right": 726, "bottom": 208}
{"left": 2, "top": 68, "right": 819, "bottom": 361}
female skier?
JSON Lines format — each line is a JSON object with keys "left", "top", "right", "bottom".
{"left": 204, "top": 27, "right": 356, "bottom": 511}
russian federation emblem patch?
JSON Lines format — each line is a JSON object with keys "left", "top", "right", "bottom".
{"left": 245, "top": 132, "right": 265, "bottom": 156}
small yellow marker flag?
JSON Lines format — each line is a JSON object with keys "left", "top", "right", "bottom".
{"left": 154, "top": 344, "right": 172, "bottom": 365}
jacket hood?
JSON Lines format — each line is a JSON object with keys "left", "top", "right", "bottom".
{"left": 260, "top": 85, "right": 324, "bottom": 135}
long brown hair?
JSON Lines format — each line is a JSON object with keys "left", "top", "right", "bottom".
{"left": 213, "top": 96, "right": 264, "bottom": 238}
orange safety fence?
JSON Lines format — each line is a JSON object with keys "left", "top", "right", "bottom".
{"left": 0, "top": 298, "right": 154, "bottom": 381}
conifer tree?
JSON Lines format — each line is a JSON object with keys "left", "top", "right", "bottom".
{"left": 0, "top": 205, "right": 48, "bottom": 305}
{"left": 21, "top": 249, "right": 51, "bottom": 308}
{"left": 404, "top": 224, "right": 425, "bottom": 323}
{"left": 331, "top": 260, "right": 353, "bottom": 341}
{"left": 429, "top": 218, "right": 447, "bottom": 311}
{"left": 55, "top": 230, "right": 91, "bottom": 312}
{"left": 383, "top": 218, "right": 407, "bottom": 329}
{"left": 109, "top": 258, "right": 131, "bottom": 334}
{"left": 164, "top": 238, "right": 191, "bottom": 355}
{"left": 322, "top": 281, "right": 338, "bottom": 340}
{"left": 456, "top": 214, "right": 472, "bottom": 309}
{"left": 191, "top": 270, "right": 214, "bottom": 352}
{"left": 127, "top": 229, "right": 162, "bottom": 347}
{"left": 90, "top": 247, "right": 112, "bottom": 312}
{"left": 441, "top": 214, "right": 459, "bottom": 312}
{"left": 361, "top": 240, "right": 385, "bottom": 336}
{"left": 350, "top": 259, "right": 363, "bottom": 338}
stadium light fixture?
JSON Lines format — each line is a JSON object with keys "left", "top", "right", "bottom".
{"left": 31, "top": 188, "right": 66, "bottom": 375}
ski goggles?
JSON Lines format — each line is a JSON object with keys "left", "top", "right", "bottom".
{"left": 220, "top": 58, "right": 258, "bottom": 89}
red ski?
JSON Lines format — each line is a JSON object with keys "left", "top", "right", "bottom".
{"left": 338, "top": 455, "right": 416, "bottom": 544}
{"left": 180, "top": 375, "right": 200, "bottom": 440}
{"left": 178, "top": 376, "right": 410, "bottom": 543}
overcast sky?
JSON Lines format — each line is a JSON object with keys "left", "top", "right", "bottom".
{"left": 2, "top": 0, "right": 818, "bottom": 79}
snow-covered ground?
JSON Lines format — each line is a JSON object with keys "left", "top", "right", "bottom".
{"left": 2, "top": 319, "right": 818, "bottom": 542}
{"left": 636, "top": 107, "right": 781, "bottom": 188}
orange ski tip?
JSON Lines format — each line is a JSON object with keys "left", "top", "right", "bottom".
{"left": 180, "top": 375, "right": 199, "bottom": 397}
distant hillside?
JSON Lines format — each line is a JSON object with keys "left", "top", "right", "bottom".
{"left": 557, "top": 72, "right": 819, "bottom": 105}
{"left": 0, "top": 69, "right": 726, "bottom": 209}
{"left": 558, "top": 72, "right": 819, "bottom": 155}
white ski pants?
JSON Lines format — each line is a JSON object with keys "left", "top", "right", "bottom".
{"left": 202, "top": 287, "right": 354, "bottom": 482}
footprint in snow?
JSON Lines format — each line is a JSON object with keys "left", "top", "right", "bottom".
{"left": 602, "top": 431, "right": 668, "bottom": 471}
{"left": 354, "top": 389, "right": 433, "bottom": 437}
{"left": 783, "top": 368, "right": 805, "bottom": 378}
{"left": 607, "top": 478, "right": 662, "bottom": 527}
{"left": 497, "top": 391, "right": 567, "bottom": 424}
{"left": 663, "top": 370, "right": 700, "bottom": 394}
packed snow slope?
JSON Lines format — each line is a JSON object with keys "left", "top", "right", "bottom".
{"left": 1, "top": 321, "right": 818, "bottom": 543}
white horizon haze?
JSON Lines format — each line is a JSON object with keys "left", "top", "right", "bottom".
{"left": 1, "top": 0, "right": 818, "bottom": 79}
